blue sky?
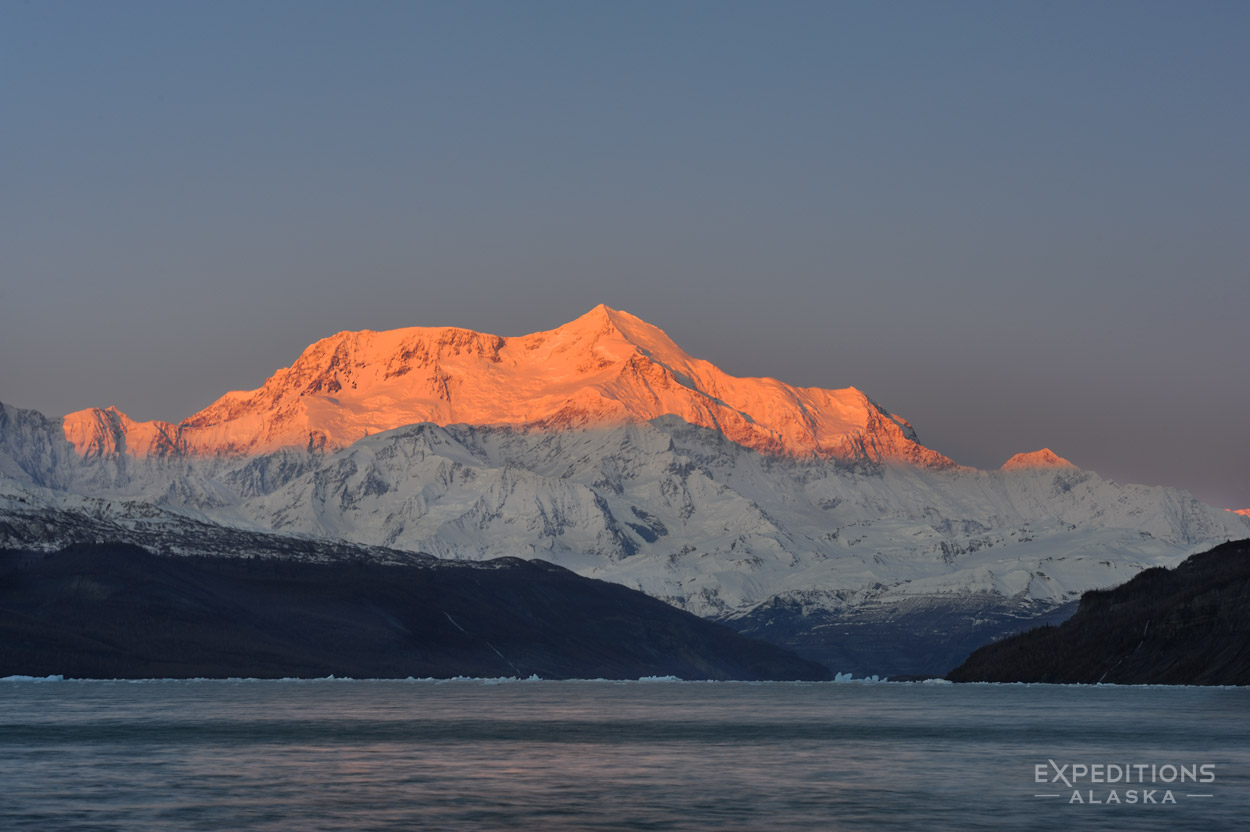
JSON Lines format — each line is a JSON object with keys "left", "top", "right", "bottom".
{"left": 2, "top": 1, "right": 1248, "bottom": 507}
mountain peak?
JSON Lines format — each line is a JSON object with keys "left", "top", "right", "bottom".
{"left": 58, "top": 308, "right": 954, "bottom": 467}
{"left": 546, "top": 303, "right": 628, "bottom": 335}
{"left": 1001, "top": 448, "right": 1076, "bottom": 471}
{"left": 63, "top": 406, "right": 181, "bottom": 458}
{"left": 572, "top": 302, "right": 619, "bottom": 324}
{"left": 543, "top": 305, "right": 686, "bottom": 362}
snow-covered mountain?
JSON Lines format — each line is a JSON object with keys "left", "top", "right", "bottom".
{"left": 59, "top": 304, "right": 952, "bottom": 466}
{"left": 3, "top": 306, "right": 1247, "bottom": 675}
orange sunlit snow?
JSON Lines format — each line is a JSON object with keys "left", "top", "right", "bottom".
{"left": 62, "top": 305, "right": 955, "bottom": 466}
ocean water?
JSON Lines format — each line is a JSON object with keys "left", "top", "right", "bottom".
{"left": 0, "top": 678, "right": 1246, "bottom": 831}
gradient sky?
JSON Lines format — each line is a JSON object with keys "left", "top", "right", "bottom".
{"left": 2, "top": 1, "right": 1247, "bottom": 509}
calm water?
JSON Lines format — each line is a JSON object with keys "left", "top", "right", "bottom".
{"left": 1, "top": 678, "right": 1246, "bottom": 831}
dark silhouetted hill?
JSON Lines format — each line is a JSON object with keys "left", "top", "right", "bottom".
{"left": 948, "top": 539, "right": 1250, "bottom": 685}
{"left": 0, "top": 543, "right": 831, "bottom": 681}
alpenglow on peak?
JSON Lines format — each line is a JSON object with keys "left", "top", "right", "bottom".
{"left": 60, "top": 305, "right": 954, "bottom": 466}
{"left": 1000, "top": 448, "right": 1077, "bottom": 471}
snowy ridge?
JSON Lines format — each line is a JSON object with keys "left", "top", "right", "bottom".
{"left": 0, "top": 478, "right": 430, "bottom": 566}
